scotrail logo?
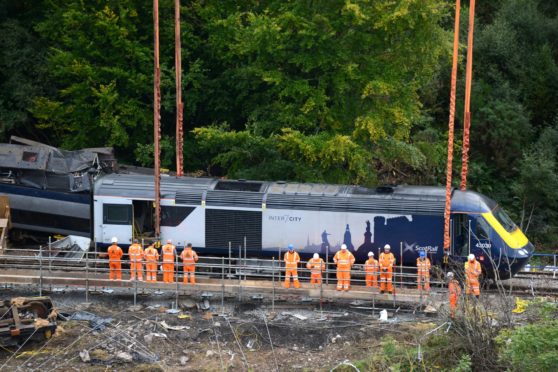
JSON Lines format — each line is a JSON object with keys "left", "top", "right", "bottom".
{"left": 268, "top": 214, "right": 302, "bottom": 223}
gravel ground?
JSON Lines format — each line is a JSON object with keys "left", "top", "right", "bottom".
{"left": 0, "top": 287, "right": 436, "bottom": 371}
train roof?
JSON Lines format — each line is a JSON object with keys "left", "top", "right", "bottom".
{"left": 94, "top": 174, "right": 495, "bottom": 215}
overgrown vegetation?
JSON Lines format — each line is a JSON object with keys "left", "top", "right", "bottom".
{"left": 1, "top": 0, "right": 557, "bottom": 249}
{"left": 336, "top": 297, "right": 557, "bottom": 372}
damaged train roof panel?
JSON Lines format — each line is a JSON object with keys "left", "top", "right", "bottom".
{"left": 0, "top": 136, "right": 116, "bottom": 192}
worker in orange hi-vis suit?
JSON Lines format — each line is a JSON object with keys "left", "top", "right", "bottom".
{"left": 364, "top": 251, "right": 379, "bottom": 288}
{"left": 180, "top": 243, "right": 199, "bottom": 284}
{"left": 128, "top": 239, "right": 144, "bottom": 281}
{"left": 447, "top": 272, "right": 461, "bottom": 318}
{"left": 379, "top": 244, "right": 396, "bottom": 294}
{"left": 144, "top": 241, "right": 159, "bottom": 283}
{"left": 333, "top": 244, "right": 355, "bottom": 291}
{"left": 107, "top": 237, "right": 123, "bottom": 281}
{"left": 465, "top": 254, "right": 482, "bottom": 298}
{"left": 416, "top": 251, "right": 431, "bottom": 291}
{"left": 161, "top": 239, "right": 177, "bottom": 283}
{"left": 306, "top": 253, "right": 325, "bottom": 286}
{"left": 284, "top": 244, "right": 301, "bottom": 288}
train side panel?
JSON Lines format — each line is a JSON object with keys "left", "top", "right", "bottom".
{"left": 262, "top": 209, "right": 444, "bottom": 264}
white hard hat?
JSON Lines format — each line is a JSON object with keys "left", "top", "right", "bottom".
{"left": 384, "top": 244, "right": 391, "bottom": 250}
{"left": 167, "top": 239, "right": 172, "bottom": 244}
{"left": 368, "top": 252, "right": 374, "bottom": 257}
{"left": 447, "top": 272, "right": 454, "bottom": 278}
{"left": 341, "top": 244, "right": 347, "bottom": 250}
{"left": 111, "top": 237, "right": 118, "bottom": 243}
{"left": 313, "top": 253, "right": 319, "bottom": 259}
{"left": 468, "top": 254, "right": 475, "bottom": 261}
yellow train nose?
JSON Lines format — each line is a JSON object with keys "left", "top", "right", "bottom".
{"left": 482, "top": 212, "right": 528, "bottom": 249}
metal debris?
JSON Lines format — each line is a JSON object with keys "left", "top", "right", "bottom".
{"left": 160, "top": 321, "right": 189, "bottom": 331}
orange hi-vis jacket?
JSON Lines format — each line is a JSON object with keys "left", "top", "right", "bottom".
{"left": 144, "top": 246, "right": 159, "bottom": 261}
{"left": 465, "top": 259, "right": 481, "bottom": 277}
{"left": 306, "top": 257, "right": 325, "bottom": 274}
{"left": 333, "top": 250, "right": 355, "bottom": 269}
{"left": 416, "top": 257, "right": 431, "bottom": 275}
{"left": 162, "top": 244, "right": 176, "bottom": 263}
{"left": 465, "top": 259, "right": 481, "bottom": 283}
{"left": 364, "top": 258, "right": 379, "bottom": 273}
{"left": 108, "top": 244, "right": 123, "bottom": 262}
{"left": 449, "top": 279, "right": 461, "bottom": 300}
{"left": 284, "top": 251, "right": 300, "bottom": 268}
{"left": 379, "top": 252, "right": 395, "bottom": 270}
{"left": 128, "top": 243, "right": 144, "bottom": 262}
{"left": 180, "top": 248, "right": 199, "bottom": 265}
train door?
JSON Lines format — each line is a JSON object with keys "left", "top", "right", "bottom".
{"left": 132, "top": 200, "right": 154, "bottom": 238}
{"left": 452, "top": 213, "right": 470, "bottom": 257}
{"left": 101, "top": 202, "right": 133, "bottom": 245}
{"left": 471, "top": 216, "right": 494, "bottom": 267}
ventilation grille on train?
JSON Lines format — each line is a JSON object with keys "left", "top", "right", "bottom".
{"left": 205, "top": 209, "right": 262, "bottom": 250}
{"left": 205, "top": 191, "right": 263, "bottom": 208}
{"left": 265, "top": 194, "right": 444, "bottom": 215}
{"left": 175, "top": 190, "right": 203, "bottom": 205}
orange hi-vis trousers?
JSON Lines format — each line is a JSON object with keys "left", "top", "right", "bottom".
{"left": 109, "top": 261, "right": 122, "bottom": 281}
{"left": 310, "top": 273, "right": 322, "bottom": 284}
{"left": 380, "top": 267, "right": 393, "bottom": 293}
{"left": 145, "top": 262, "right": 158, "bottom": 282}
{"left": 336, "top": 268, "right": 351, "bottom": 291}
{"left": 183, "top": 265, "right": 196, "bottom": 284}
{"left": 466, "top": 278, "right": 480, "bottom": 296}
{"left": 417, "top": 272, "right": 430, "bottom": 291}
{"left": 449, "top": 295, "right": 458, "bottom": 317}
{"left": 284, "top": 269, "right": 300, "bottom": 288}
{"left": 130, "top": 261, "right": 143, "bottom": 281}
{"left": 163, "top": 263, "right": 174, "bottom": 283}
{"left": 365, "top": 273, "right": 378, "bottom": 288}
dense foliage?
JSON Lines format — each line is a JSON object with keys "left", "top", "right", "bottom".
{"left": 0, "top": 0, "right": 557, "bottom": 249}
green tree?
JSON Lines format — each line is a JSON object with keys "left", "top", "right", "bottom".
{"left": 0, "top": 0, "right": 48, "bottom": 141}
{"left": 31, "top": 0, "right": 156, "bottom": 163}
{"left": 192, "top": 0, "right": 449, "bottom": 184}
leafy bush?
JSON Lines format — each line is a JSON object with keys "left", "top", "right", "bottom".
{"left": 496, "top": 320, "right": 558, "bottom": 371}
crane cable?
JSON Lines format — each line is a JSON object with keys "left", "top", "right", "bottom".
{"left": 461, "top": 0, "right": 477, "bottom": 191}
{"left": 443, "top": 0, "right": 461, "bottom": 252}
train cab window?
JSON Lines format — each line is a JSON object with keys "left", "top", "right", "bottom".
{"left": 103, "top": 204, "right": 132, "bottom": 225}
{"left": 22, "top": 151, "right": 38, "bottom": 162}
{"left": 493, "top": 206, "right": 516, "bottom": 232}
{"left": 476, "top": 217, "right": 490, "bottom": 240}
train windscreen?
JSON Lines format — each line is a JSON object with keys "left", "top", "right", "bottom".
{"left": 493, "top": 206, "right": 516, "bottom": 233}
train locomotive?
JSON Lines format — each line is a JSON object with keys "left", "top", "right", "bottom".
{"left": 91, "top": 174, "right": 533, "bottom": 279}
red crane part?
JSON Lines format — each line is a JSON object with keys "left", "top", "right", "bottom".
{"left": 461, "top": 0, "right": 476, "bottom": 191}
{"left": 175, "top": 0, "right": 184, "bottom": 177}
{"left": 444, "top": 0, "right": 461, "bottom": 251}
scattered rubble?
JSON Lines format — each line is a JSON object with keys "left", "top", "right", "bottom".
{"left": 116, "top": 351, "right": 133, "bottom": 363}
{"left": 79, "top": 350, "right": 90, "bottom": 363}
{"left": 0, "top": 289, "right": 436, "bottom": 370}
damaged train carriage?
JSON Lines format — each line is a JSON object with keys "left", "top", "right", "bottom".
{"left": 0, "top": 137, "right": 115, "bottom": 237}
